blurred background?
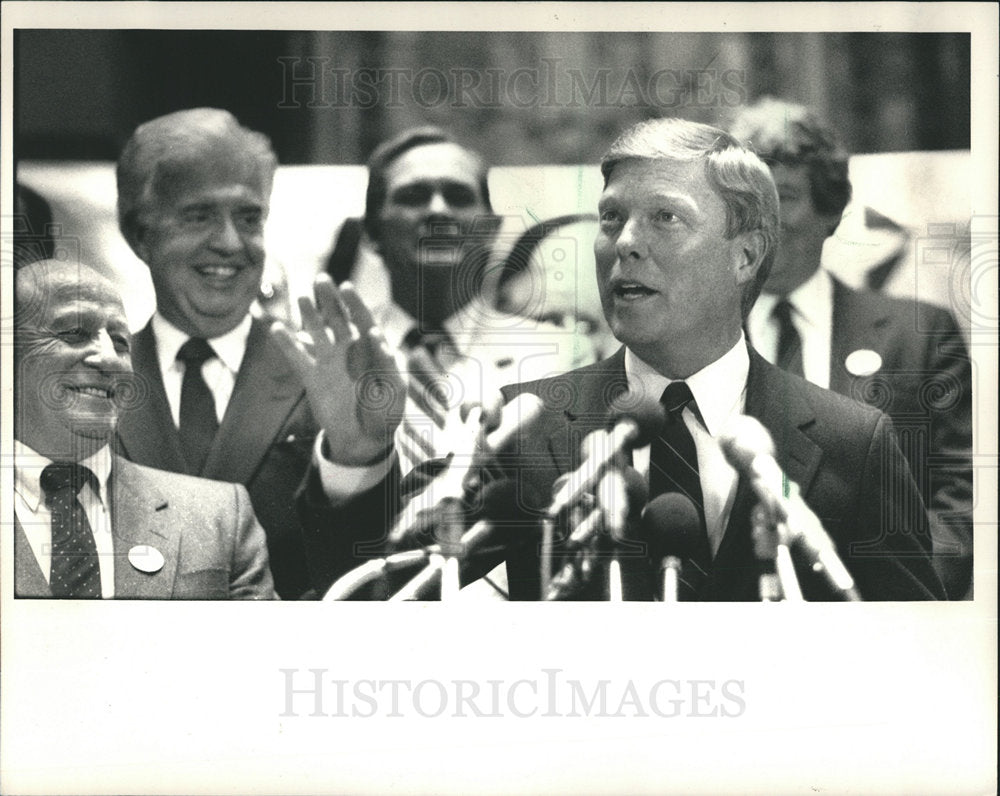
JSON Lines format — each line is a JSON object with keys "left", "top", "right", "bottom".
{"left": 15, "top": 30, "right": 970, "bottom": 164}
{"left": 12, "top": 30, "right": 978, "bottom": 344}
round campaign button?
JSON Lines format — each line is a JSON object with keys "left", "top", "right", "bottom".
{"left": 128, "top": 545, "right": 165, "bottom": 574}
{"left": 845, "top": 349, "right": 883, "bottom": 377}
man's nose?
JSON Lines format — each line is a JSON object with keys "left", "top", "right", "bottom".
{"left": 426, "top": 190, "right": 452, "bottom": 216}
{"left": 210, "top": 215, "right": 244, "bottom": 253}
{"left": 615, "top": 217, "right": 647, "bottom": 260}
{"left": 86, "top": 330, "right": 126, "bottom": 370}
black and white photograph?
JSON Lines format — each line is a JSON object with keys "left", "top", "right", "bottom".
{"left": 1, "top": 3, "right": 996, "bottom": 794}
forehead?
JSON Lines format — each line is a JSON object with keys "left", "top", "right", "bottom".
{"left": 385, "top": 142, "right": 484, "bottom": 190}
{"left": 19, "top": 265, "right": 126, "bottom": 326}
{"left": 152, "top": 155, "right": 270, "bottom": 209}
{"left": 602, "top": 157, "right": 717, "bottom": 201}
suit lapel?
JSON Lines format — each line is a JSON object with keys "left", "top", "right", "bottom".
{"left": 546, "top": 347, "right": 629, "bottom": 473}
{"left": 109, "top": 456, "right": 181, "bottom": 599}
{"left": 829, "top": 278, "right": 891, "bottom": 394}
{"left": 116, "top": 325, "right": 188, "bottom": 472}
{"left": 14, "top": 517, "right": 51, "bottom": 597}
{"left": 201, "top": 318, "right": 307, "bottom": 484}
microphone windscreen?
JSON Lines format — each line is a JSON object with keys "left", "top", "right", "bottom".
{"left": 718, "top": 414, "right": 775, "bottom": 471}
{"left": 607, "top": 399, "right": 666, "bottom": 449}
{"left": 620, "top": 466, "right": 649, "bottom": 521}
{"left": 641, "top": 493, "right": 703, "bottom": 560}
{"left": 485, "top": 393, "right": 544, "bottom": 453}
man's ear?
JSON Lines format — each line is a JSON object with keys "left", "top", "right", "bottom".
{"left": 124, "top": 219, "right": 151, "bottom": 264}
{"left": 735, "top": 229, "right": 766, "bottom": 286}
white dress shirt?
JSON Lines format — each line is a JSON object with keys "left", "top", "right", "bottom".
{"left": 150, "top": 312, "right": 253, "bottom": 426}
{"left": 747, "top": 268, "right": 834, "bottom": 389}
{"left": 14, "top": 441, "right": 116, "bottom": 597}
{"left": 625, "top": 337, "right": 749, "bottom": 556}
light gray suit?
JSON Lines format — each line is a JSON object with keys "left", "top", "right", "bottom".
{"left": 14, "top": 456, "right": 276, "bottom": 600}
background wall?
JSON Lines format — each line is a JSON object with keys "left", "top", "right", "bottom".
{"left": 15, "top": 30, "right": 970, "bottom": 165}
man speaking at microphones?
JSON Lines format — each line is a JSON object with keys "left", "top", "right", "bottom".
{"left": 498, "top": 117, "right": 943, "bottom": 601}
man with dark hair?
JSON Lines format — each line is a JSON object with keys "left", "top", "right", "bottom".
{"left": 322, "top": 126, "right": 590, "bottom": 470}
{"left": 280, "top": 117, "right": 944, "bottom": 601}
{"left": 731, "top": 97, "right": 973, "bottom": 599}
{"left": 13, "top": 259, "right": 275, "bottom": 599}
{"left": 113, "top": 108, "right": 318, "bottom": 599}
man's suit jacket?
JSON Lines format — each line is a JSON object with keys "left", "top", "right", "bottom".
{"left": 499, "top": 346, "right": 945, "bottom": 601}
{"left": 116, "top": 318, "right": 317, "bottom": 599}
{"left": 15, "top": 456, "right": 276, "bottom": 599}
{"left": 828, "top": 279, "right": 973, "bottom": 598}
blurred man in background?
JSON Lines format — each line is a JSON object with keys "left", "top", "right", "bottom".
{"left": 732, "top": 97, "right": 973, "bottom": 598}
{"left": 323, "top": 126, "right": 592, "bottom": 470}
{"left": 114, "top": 108, "right": 318, "bottom": 599}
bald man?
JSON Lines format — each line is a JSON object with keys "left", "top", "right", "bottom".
{"left": 12, "top": 259, "right": 275, "bottom": 599}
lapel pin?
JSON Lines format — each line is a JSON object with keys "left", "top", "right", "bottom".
{"left": 128, "top": 544, "right": 165, "bottom": 574}
{"left": 845, "top": 349, "right": 883, "bottom": 377}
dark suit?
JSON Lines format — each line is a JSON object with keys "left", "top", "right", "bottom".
{"left": 498, "top": 346, "right": 945, "bottom": 601}
{"left": 116, "top": 318, "right": 317, "bottom": 599}
{"left": 15, "top": 456, "right": 275, "bottom": 599}
{"left": 828, "top": 279, "right": 973, "bottom": 598}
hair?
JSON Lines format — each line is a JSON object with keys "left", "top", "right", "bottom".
{"left": 600, "top": 117, "right": 781, "bottom": 318}
{"left": 362, "top": 125, "right": 493, "bottom": 241}
{"left": 116, "top": 108, "right": 277, "bottom": 255}
{"left": 728, "top": 96, "right": 852, "bottom": 218}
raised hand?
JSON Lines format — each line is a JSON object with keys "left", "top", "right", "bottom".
{"left": 271, "top": 275, "right": 406, "bottom": 466}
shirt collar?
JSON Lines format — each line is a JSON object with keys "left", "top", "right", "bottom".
{"left": 151, "top": 312, "right": 252, "bottom": 374}
{"left": 14, "top": 440, "right": 113, "bottom": 512}
{"left": 758, "top": 267, "right": 833, "bottom": 330}
{"left": 624, "top": 334, "right": 750, "bottom": 436}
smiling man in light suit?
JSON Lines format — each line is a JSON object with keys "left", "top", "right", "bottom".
{"left": 113, "top": 108, "right": 319, "bottom": 599}
{"left": 13, "top": 259, "right": 275, "bottom": 599}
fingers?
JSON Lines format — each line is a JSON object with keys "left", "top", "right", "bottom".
{"left": 338, "top": 281, "right": 378, "bottom": 340}
{"left": 269, "top": 321, "right": 314, "bottom": 380}
{"left": 313, "top": 273, "right": 356, "bottom": 344}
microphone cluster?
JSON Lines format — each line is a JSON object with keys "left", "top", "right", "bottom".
{"left": 325, "top": 387, "right": 863, "bottom": 602}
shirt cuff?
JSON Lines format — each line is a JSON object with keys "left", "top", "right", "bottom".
{"left": 312, "top": 431, "right": 396, "bottom": 505}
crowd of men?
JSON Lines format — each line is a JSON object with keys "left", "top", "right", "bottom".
{"left": 11, "top": 100, "right": 973, "bottom": 601}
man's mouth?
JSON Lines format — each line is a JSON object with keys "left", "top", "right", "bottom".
{"left": 194, "top": 264, "right": 242, "bottom": 280}
{"left": 611, "top": 280, "right": 658, "bottom": 300}
{"left": 67, "top": 384, "right": 115, "bottom": 401}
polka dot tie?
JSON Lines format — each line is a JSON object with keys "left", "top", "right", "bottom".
{"left": 40, "top": 462, "right": 102, "bottom": 599}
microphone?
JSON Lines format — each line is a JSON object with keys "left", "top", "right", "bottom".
{"left": 719, "top": 415, "right": 861, "bottom": 601}
{"left": 388, "top": 393, "right": 543, "bottom": 550}
{"left": 390, "top": 480, "right": 537, "bottom": 601}
{"left": 641, "top": 493, "right": 703, "bottom": 602}
{"left": 546, "top": 401, "right": 663, "bottom": 519}
{"left": 546, "top": 467, "right": 648, "bottom": 600}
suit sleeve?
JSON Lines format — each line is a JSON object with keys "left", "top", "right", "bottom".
{"left": 228, "top": 483, "right": 278, "bottom": 600}
{"left": 845, "top": 413, "right": 946, "bottom": 600}
{"left": 920, "top": 308, "right": 974, "bottom": 599}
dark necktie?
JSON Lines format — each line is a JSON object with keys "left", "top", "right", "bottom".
{"left": 41, "top": 462, "right": 102, "bottom": 598}
{"left": 648, "top": 382, "right": 712, "bottom": 595}
{"left": 772, "top": 299, "right": 804, "bottom": 377}
{"left": 177, "top": 337, "right": 220, "bottom": 474}
{"left": 403, "top": 327, "right": 460, "bottom": 369}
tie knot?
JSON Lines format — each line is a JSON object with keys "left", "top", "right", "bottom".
{"left": 177, "top": 337, "right": 217, "bottom": 366}
{"left": 40, "top": 462, "right": 97, "bottom": 499}
{"left": 660, "top": 381, "right": 694, "bottom": 416}
{"left": 772, "top": 298, "right": 796, "bottom": 323}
